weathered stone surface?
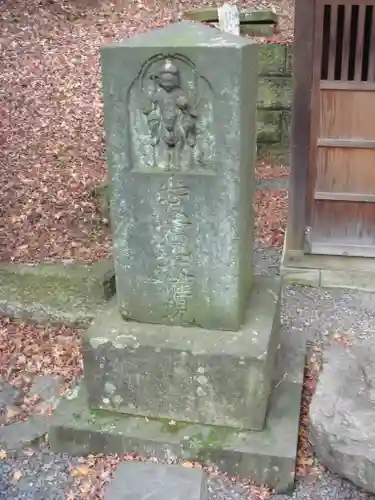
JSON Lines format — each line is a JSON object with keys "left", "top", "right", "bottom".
{"left": 101, "top": 21, "right": 258, "bottom": 331}
{"left": 0, "top": 383, "right": 23, "bottom": 414}
{"left": 183, "top": 7, "right": 219, "bottom": 22}
{"left": 48, "top": 320, "right": 306, "bottom": 492}
{"left": 259, "top": 44, "right": 288, "bottom": 75}
{"left": 258, "top": 77, "right": 292, "bottom": 109}
{"left": 104, "top": 462, "right": 208, "bottom": 500}
{"left": 0, "top": 416, "right": 50, "bottom": 450}
{"left": 83, "top": 277, "right": 280, "bottom": 431}
{"left": 241, "top": 24, "right": 275, "bottom": 37}
{"left": 309, "top": 342, "right": 375, "bottom": 494}
{"left": 218, "top": 4, "right": 240, "bottom": 36}
{"left": 183, "top": 7, "right": 278, "bottom": 25}
{"left": 0, "top": 259, "right": 115, "bottom": 327}
{"left": 29, "top": 375, "right": 63, "bottom": 403}
{"left": 256, "top": 45, "right": 291, "bottom": 160}
{"left": 240, "top": 9, "right": 278, "bottom": 24}
{"left": 257, "top": 110, "right": 282, "bottom": 143}
{"left": 91, "top": 179, "right": 110, "bottom": 223}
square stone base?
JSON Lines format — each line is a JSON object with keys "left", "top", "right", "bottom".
{"left": 48, "top": 312, "right": 306, "bottom": 492}
{"left": 82, "top": 277, "right": 281, "bottom": 431}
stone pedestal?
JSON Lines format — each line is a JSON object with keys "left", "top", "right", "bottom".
{"left": 49, "top": 21, "right": 305, "bottom": 493}
{"left": 83, "top": 277, "right": 279, "bottom": 431}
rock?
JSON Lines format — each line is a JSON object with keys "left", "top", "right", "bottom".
{"left": 29, "top": 375, "right": 63, "bottom": 403}
{"left": 103, "top": 462, "right": 208, "bottom": 500}
{"left": 0, "top": 383, "right": 23, "bottom": 413}
{"left": 0, "top": 416, "right": 50, "bottom": 450}
{"left": 309, "top": 342, "right": 375, "bottom": 494}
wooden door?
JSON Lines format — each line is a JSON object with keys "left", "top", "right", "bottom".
{"left": 307, "top": 0, "right": 375, "bottom": 257}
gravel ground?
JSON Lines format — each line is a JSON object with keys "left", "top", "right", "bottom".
{"left": 0, "top": 448, "right": 79, "bottom": 500}
{"left": 208, "top": 470, "right": 375, "bottom": 500}
{"left": 0, "top": 248, "right": 374, "bottom": 499}
{"left": 1, "top": 448, "right": 374, "bottom": 500}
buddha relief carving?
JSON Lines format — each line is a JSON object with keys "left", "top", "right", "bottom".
{"left": 128, "top": 54, "right": 214, "bottom": 173}
{"left": 141, "top": 59, "right": 198, "bottom": 171}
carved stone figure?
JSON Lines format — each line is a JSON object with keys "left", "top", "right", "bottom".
{"left": 142, "top": 59, "right": 198, "bottom": 170}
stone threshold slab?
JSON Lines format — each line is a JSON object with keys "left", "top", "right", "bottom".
{"left": 281, "top": 237, "right": 375, "bottom": 291}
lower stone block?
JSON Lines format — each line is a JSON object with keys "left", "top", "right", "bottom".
{"left": 48, "top": 376, "right": 302, "bottom": 492}
{"left": 103, "top": 462, "right": 208, "bottom": 500}
{"left": 83, "top": 277, "right": 281, "bottom": 431}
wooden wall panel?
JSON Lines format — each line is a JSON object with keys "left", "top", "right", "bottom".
{"left": 312, "top": 199, "right": 375, "bottom": 247}
{"left": 315, "top": 147, "right": 375, "bottom": 192}
{"left": 319, "top": 89, "right": 375, "bottom": 138}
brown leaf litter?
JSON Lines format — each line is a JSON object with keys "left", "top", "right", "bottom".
{"left": 0, "top": 0, "right": 292, "bottom": 264}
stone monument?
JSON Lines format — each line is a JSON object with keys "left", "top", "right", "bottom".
{"left": 49, "top": 21, "right": 305, "bottom": 492}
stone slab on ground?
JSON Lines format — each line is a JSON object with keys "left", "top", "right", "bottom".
{"left": 0, "top": 384, "right": 23, "bottom": 415}
{"left": 309, "top": 341, "right": 375, "bottom": 495}
{"left": 48, "top": 313, "right": 305, "bottom": 493}
{"left": 28, "top": 375, "right": 63, "bottom": 403}
{"left": 183, "top": 7, "right": 278, "bottom": 24}
{"left": 83, "top": 276, "right": 280, "bottom": 431}
{"left": 0, "top": 259, "right": 115, "bottom": 327}
{"left": 104, "top": 462, "right": 208, "bottom": 500}
{"left": 0, "top": 416, "right": 50, "bottom": 451}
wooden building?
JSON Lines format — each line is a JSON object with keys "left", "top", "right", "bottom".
{"left": 281, "top": 0, "right": 375, "bottom": 290}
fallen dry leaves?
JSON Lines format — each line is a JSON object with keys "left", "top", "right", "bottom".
{"left": 0, "top": 319, "right": 82, "bottom": 384}
{"left": 0, "top": 0, "right": 292, "bottom": 264}
{"left": 296, "top": 344, "right": 325, "bottom": 478}
{"left": 0, "top": 318, "right": 82, "bottom": 422}
{"left": 67, "top": 454, "right": 135, "bottom": 500}
{"left": 332, "top": 331, "right": 354, "bottom": 347}
{"left": 255, "top": 189, "right": 288, "bottom": 248}
{"left": 255, "top": 162, "right": 290, "bottom": 181}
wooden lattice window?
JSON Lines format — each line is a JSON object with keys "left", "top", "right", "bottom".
{"left": 320, "top": 3, "right": 375, "bottom": 81}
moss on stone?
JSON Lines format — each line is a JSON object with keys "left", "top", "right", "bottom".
{"left": 91, "top": 178, "right": 111, "bottom": 223}
{"left": 183, "top": 427, "right": 235, "bottom": 459}
{"left": 259, "top": 44, "right": 287, "bottom": 75}
{"left": 0, "top": 260, "right": 115, "bottom": 327}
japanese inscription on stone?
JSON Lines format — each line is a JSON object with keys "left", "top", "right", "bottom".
{"left": 151, "top": 175, "right": 194, "bottom": 323}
